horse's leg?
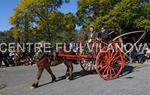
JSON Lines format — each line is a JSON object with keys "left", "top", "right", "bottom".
{"left": 44, "top": 61, "right": 56, "bottom": 82}
{"left": 32, "top": 63, "right": 44, "bottom": 88}
{"left": 67, "top": 61, "right": 73, "bottom": 80}
{"left": 64, "top": 60, "right": 74, "bottom": 80}
{"left": 66, "top": 67, "right": 69, "bottom": 77}
{"left": 64, "top": 60, "right": 70, "bottom": 79}
{"left": 32, "top": 57, "right": 50, "bottom": 88}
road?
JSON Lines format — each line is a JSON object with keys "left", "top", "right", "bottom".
{"left": 0, "top": 63, "right": 150, "bottom": 95}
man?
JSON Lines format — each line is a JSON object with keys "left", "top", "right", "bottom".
{"left": 88, "top": 26, "right": 97, "bottom": 43}
{"left": 97, "top": 26, "right": 109, "bottom": 40}
{"left": 70, "top": 42, "right": 78, "bottom": 53}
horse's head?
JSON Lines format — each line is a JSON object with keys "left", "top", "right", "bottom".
{"left": 32, "top": 49, "right": 45, "bottom": 63}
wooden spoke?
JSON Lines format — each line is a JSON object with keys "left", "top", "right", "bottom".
{"left": 80, "top": 59, "right": 95, "bottom": 73}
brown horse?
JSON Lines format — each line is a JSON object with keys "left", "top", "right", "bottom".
{"left": 15, "top": 47, "right": 75, "bottom": 88}
{"left": 32, "top": 47, "right": 76, "bottom": 88}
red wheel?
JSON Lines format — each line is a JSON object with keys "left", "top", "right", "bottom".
{"left": 95, "top": 46, "right": 126, "bottom": 80}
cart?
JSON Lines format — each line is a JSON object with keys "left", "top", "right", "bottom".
{"left": 52, "top": 30, "right": 146, "bottom": 80}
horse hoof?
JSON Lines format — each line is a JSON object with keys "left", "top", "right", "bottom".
{"left": 68, "top": 78, "right": 73, "bottom": 81}
{"left": 32, "top": 83, "right": 38, "bottom": 88}
{"left": 30, "top": 86, "right": 35, "bottom": 89}
{"left": 66, "top": 77, "right": 73, "bottom": 81}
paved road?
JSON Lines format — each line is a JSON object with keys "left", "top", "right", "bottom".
{"left": 0, "top": 63, "right": 150, "bottom": 95}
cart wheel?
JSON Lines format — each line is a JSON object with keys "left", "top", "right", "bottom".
{"left": 80, "top": 59, "right": 95, "bottom": 72}
{"left": 80, "top": 45, "right": 95, "bottom": 72}
{"left": 96, "top": 47, "right": 126, "bottom": 80}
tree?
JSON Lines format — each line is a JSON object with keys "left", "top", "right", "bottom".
{"left": 32, "top": 12, "right": 77, "bottom": 43}
{"left": 9, "top": 0, "right": 77, "bottom": 43}
{"left": 9, "top": 27, "right": 20, "bottom": 42}
{"left": 77, "top": 0, "right": 150, "bottom": 32}
{"left": 0, "top": 30, "right": 14, "bottom": 43}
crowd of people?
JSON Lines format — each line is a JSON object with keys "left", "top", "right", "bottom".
{"left": 0, "top": 50, "right": 16, "bottom": 67}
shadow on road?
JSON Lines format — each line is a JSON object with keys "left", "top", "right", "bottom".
{"left": 37, "top": 64, "right": 149, "bottom": 88}
{"left": 0, "top": 84, "right": 7, "bottom": 90}
{"left": 120, "top": 64, "right": 150, "bottom": 79}
{"left": 37, "top": 81, "right": 54, "bottom": 88}
{"left": 119, "top": 65, "right": 134, "bottom": 78}
{"left": 37, "top": 70, "right": 96, "bottom": 88}
{"left": 57, "top": 70, "right": 96, "bottom": 81}
{"left": 38, "top": 66, "right": 135, "bottom": 88}
{"left": 72, "top": 70, "right": 96, "bottom": 80}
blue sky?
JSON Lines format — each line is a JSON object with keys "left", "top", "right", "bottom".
{"left": 0, "top": 0, "right": 78, "bottom": 31}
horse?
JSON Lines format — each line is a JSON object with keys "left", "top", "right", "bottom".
{"left": 14, "top": 46, "right": 75, "bottom": 88}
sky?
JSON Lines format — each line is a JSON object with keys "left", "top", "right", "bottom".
{"left": 0, "top": 0, "right": 78, "bottom": 31}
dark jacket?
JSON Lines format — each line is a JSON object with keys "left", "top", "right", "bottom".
{"left": 0, "top": 51, "right": 3, "bottom": 62}
{"left": 97, "top": 31, "right": 109, "bottom": 40}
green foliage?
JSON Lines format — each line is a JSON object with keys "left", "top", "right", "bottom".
{"left": 77, "top": 0, "right": 119, "bottom": 28}
{"left": 9, "top": 27, "right": 20, "bottom": 42}
{"left": 9, "top": 0, "right": 150, "bottom": 43}
{"left": 9, "top": 0, "right": 77, "bottom": 43}
{"left": 134, "top": 2, "right": 150, "bottom": 30}
{"left": 77, "top": 0, "right": 150, "bottom": 31}
{"left": 0, "top": 31, "right": 14, "bottom": 43}
{"left": 32, "top": 12, "right": 77, "bottom": 43}
{"left": 77, "top": 29, "right": 89, "bottom": 41}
